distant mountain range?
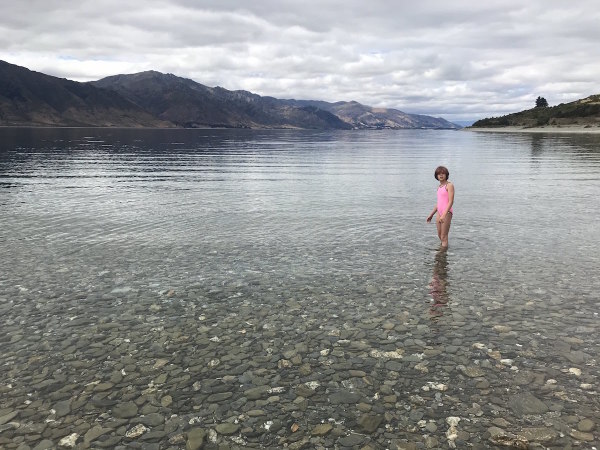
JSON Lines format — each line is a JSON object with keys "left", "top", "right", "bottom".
{"left": 0, "top": 60, "right": 460, "bottom": 130}
{"left": 471, "top": 95, "right": 600, "bottom": 128}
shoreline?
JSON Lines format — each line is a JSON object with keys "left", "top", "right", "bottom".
{"left": 463, "top": 124, "right": 600, "bottom": 134}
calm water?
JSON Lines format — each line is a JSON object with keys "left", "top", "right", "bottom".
{"left": 1, "top": 128, "right": 599, "bottom": 448}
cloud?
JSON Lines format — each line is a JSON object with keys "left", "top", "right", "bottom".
{"left": 1, "top": 0, "right": 599, "bottom": 121}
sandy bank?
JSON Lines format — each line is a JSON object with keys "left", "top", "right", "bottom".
{"left": 463, "top": 125, "right": 600, "bottom": 134}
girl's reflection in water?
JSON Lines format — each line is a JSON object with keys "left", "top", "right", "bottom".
{"left": 428, "top": 249, "right": 449, "bottom": 320}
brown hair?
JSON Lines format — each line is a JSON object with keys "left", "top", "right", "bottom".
{"left": 434, "top": 166, "right": 449, "bottom": 180}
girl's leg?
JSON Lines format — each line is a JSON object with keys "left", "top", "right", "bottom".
{"left": 436, "top": 217, "right": 442, "bottom": 242}
{"left": 439, "top": 213, "right": 452, "bottom": 247}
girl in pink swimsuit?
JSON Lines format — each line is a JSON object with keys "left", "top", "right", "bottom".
{"left": 426, "top": 166, "right": 454, "bottom": 248}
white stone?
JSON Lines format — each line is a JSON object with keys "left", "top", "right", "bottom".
{"left": 304, "top": 381, "right": 320, "bottom": 390}
{"left": 446, "top": 417, "right": 461, "bottom": 448}
{"left": 59, "top": 433, "right": 79, "bottom": 447}
{"left": 446, "top": 417, "right": 461, "bottom": 427}
{"left": 369, "top": 349, "right": 404, "bottom": 359}
{"left": 569, "top": 368, "right": 582, "bottom": 376}
{"left": 424, "top": 382, "right": 448, "bottom": 391}
{"left": 415, "top": 362, "right": 429, "bottom": 373}
{"left": 125, "top": 424, "right": 148, "bottom": 438}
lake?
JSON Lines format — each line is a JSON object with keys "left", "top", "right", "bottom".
{"left": 1, "top": 127, "right": 598, "bottom": 448}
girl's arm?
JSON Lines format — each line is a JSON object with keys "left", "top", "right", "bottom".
{"left": 440, "top": 183, "right": 454, "bottom": 219}
{"left": 426, "top": 206, "right": 437, "bottom": 222}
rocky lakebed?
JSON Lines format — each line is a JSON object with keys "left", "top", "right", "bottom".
{"left": 0, "top": 274, "right": 598, "bottom": 450}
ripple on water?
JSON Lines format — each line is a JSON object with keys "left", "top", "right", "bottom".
{"left": 0, "top": 128, "right": 599, "bottom": 448}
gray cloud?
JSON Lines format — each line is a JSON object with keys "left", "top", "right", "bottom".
{"left": 1, "top": 0, "right": 599, "bottom": 121}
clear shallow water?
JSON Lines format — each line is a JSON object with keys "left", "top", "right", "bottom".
{"left": 0, "top": 128, "right": 599, "bottom": 448}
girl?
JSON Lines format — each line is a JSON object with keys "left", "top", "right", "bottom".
{"left": 426, "top": 166, "right": 454, "bottom": 248}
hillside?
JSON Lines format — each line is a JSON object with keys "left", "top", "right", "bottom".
{"left": 1, "top": 59, "right": 460, "bottom": 129}
{"left": 0, "top": 60, "right": 171, "bottom": 127}
{"left": 471, "top": 95, "right": 600, "bottom": 129}
{"left": 283, "top": 99, "right": 459, "bottom": 129}
{"left": 91, "top": 71, "right": 351, "bottom": 130}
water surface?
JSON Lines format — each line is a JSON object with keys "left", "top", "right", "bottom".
{"left": 1, "top": 128, "right": 598, "bottom": 448}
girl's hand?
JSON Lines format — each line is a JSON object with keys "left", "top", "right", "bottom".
{"left": 439, "top": 214, "right": 445, "bottom": 223}
{"left": 426, "top": 215, "right": 433, "bottom": 223}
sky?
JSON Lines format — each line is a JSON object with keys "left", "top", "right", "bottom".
{"left": 1, "top": 1, "right": 599, "bottom": 123}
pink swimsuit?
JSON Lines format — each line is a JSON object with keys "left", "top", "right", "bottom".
{"left": 437, "top": 184, "right": 453, "bottom": 216}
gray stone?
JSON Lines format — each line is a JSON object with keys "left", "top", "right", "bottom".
{"left": 492, "top": 418, "right": 511, "bottom": 428}
{"left": 570, "top": 430, "right": 594, "bottom": 441}
{"left": 358, "top": 415, "right": 383, "bottom": 433}
{"left": 186, "top": 428, "right": 206, "bottom": 450}
{"left": 84, "top": 425, "right": 111, "bottom": 443}
{"left": 215, "top": 423, "right": 240, "bottom": 435}
{"left": 390, "top": 441, "right": 418, "bottom": 450}
{"left": 329, "top": 390, "right": 361, "bottom": 404}
{"left": 577, "top": 418, "right": 595, "bottom": 432}
{"left": 385, "top": 361, "right": 403, "bottom": 371}
{"left": 424, "top": 436, "right": 439, "bottom": 449}
{"left": 459, "top": 366, "right": 485, "bottom": 377}
{"left": 54, "top": 399, "right": 72, "bottom": 418}
{"left": 520, "top": 427, "right": 558, "bottom": 442}
{"left": 32, "top": 440, "right": 54, "bottom": 450}
{"left": 112, "top": 402, "right": 138, "bottom": 419}
{"left": 0, "top": 411, "right": 18, "bottom": 425}
{"left": 206, "top": 392, "right": 233, "bottom": 402}
{"left": 564, "top": 351, "right": 587, "bottom": 364}
{"left": 94, "top": 382, "right": 114, "bottom": 392}
{"left": 139, "top": 413, "right": 164, "bottom": 427}
{"left": 311, "top": 423, "right": 333, "bottom": 436}
{"left": 424, "top": 422, "right": 437, "bottom": 433}
{"left": 508, "top": 392, "right": 549, "bottom": 417}
{"left": 295, "top": 385, "right": 317, "bottom": 398}
{"left": 0, "top": 422, "right": 20, "bottom": 432}
{"left": 338, "top": 433, "right": 366, "bottom": 447}
{"left": 244, "top": 386, "right": 270, "bottom": 400}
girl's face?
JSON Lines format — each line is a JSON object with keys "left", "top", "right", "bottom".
{"left": 437, "top": 172, "right": 447, "bottom": 182}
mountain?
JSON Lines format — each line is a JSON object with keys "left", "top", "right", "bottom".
{"left": 93, "top": 71, "right": 459, "bottom": 129}
{"left": 0, "top": 59, "right": 460, "bottom": 129}
{"left": 471, "top": 95, "right": 600, "bottom": 128}
{"left": 0, "top": 60, "right": 171, "bottom": 127}
{"left": 91, "top": 71, "right": 352, "bottom": 129}
{"left": 282, "top": 99, "right": 460, "bottom": 129}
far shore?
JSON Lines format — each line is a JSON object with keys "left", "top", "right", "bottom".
{"left": 463, "top": 124, "right": 600, "bottom": 134}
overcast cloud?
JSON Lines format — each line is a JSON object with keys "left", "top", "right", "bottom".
{"left": 1, "top": 0, "right": 599, "bottom": 121}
